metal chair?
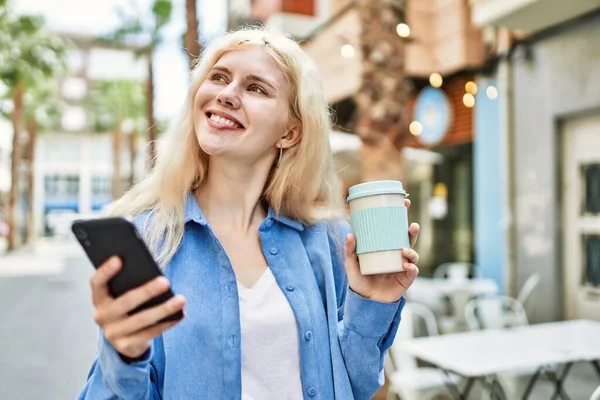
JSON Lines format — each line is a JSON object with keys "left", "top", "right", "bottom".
{"left": 590, "top": 384, "right": 600, "bottom": 400}
{"left": 464, "top": 295, "right": 557, "bottom": 400}
{"left": 465, "top": 295, "right": 529, "bottom": 331}
{"left": 517, "top": 273, "right": 541, "bottom": 317}
{"left": 385, "top": 302, "right": 459, "bottom": 400}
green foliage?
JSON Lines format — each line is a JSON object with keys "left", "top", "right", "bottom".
{"left": 86, "top": 79, "right": 147, "bottom": 133}
{"left": 23, "top": 80, "right": 64, "bottom": 130}
{"left": 102, "top": 0, "right": 173, "bottom": 55}
{"left": 0, "top": 9, "right": 67, "bottom": 89}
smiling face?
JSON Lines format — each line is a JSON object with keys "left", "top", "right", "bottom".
{"left": 193, "top": 46, "right": 297, "bottom": 165}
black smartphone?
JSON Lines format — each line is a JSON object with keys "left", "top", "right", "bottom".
{"left": 72, "top": 217, "right": 183, "bottom": 323}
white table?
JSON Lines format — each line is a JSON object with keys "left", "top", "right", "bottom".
{"left": 399, "top": 319, "right": 600, "bottom": 399}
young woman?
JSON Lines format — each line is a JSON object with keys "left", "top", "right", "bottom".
{"left": 78, "top": 27, "right": 420, "bottom": 400}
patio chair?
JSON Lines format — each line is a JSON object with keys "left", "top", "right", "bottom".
{"left": 590, "top": 384, "right": 600, "bottom": 400}
{"left": 516, "top": 273, "right": 541, "bottom": 317}
{"left": 464, "top": 295, "right": 557, "bottom": 399}
{"left": 385, "top": 302, "right": 459, "bottom": 400}
{"left": 464, "top": 295, "right": 529, "bottom": 331}
{"left": 433, "top": 262, "right": 481, "bottom": 281}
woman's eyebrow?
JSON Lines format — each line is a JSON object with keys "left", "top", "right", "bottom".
{"left": 246, "top": 74, "right": 277, "bottom": 92}
{"left": 211, "top": 65, "right": 277, "bottom": 93}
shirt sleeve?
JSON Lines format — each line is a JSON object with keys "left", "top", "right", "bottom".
{"left": 328, "top": 219, "right": 406, "bottom": 400}
{"left": 338, "top": 291, "right": 405, "bottom": 400}
{"left": 77, "top": 332, "right": 161, "bottom": 400}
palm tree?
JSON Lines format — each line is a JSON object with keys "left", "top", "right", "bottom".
{"left": 21, "top": 80, "right": 64, "bottom": 242}
{"left": 184, "top": 0, "right": 201, "bottom": 69}
{"left": 355, "top": 0, "right": 409, "bottom": 182}
{"left": 85, "top": 79, "right": 146, "bottom": 199}
{"left": 0, "top": 1, "right": 67, "bottom": 250}
{"left": 104, "top": 0, "right": 173, "bottom": 171}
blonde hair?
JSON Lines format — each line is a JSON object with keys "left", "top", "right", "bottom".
{"left": 106, "top": 27, "right": 346, "bottom": 267}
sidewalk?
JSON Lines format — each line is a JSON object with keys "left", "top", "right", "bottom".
{"left": 0, "top": 236, "right": 83, "bottom": 277}
{"left": 0, "top": 238, "right": 97, "bottom": 400}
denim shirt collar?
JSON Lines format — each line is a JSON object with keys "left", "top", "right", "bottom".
{"left": 183, "top": 191, "right": 304, "bottom": 231}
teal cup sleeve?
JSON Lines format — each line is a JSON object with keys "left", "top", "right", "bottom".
{"left": 349, "top": 206, "right": 410, "bottom": 255}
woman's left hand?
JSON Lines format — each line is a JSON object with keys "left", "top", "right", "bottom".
{"left": 345, "top": 199, "right": 420, "bottom": 303}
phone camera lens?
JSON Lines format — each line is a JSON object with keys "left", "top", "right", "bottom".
{"left": 75, "top": 228, "right": 88, "bottom": 241}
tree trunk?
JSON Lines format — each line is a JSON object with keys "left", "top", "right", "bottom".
{"left": 7, "top": 82, "right": 24, "bottom": 251}
{"left": 112, "top": 126, "right": 123, "bottom": 199}
{"left": 184, "top": 0, "right": 201, "bottom": 70}
{"left": 128, "top": 132, "right": 138, "bottom": 188}
{"left": 355, "top": 0, "right": 409, "bottom": 182}
{"left": 25, "top": 116, "right": 37, "bottom": 243}
{"left": 146, "top": 51, "right": 157, "bottom": 170}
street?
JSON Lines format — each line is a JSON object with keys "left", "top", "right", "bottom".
{"left": 0, "top": 238, "right": 97, "bottom": 400}
{"left": 1, "top": 238, "right": 599, "bottom": 400}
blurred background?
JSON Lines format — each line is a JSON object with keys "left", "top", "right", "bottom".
{"left": 0, "top": 0, "right": 599, "bottom": 399}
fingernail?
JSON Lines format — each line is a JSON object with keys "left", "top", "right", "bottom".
{"left": 110, "top": 257, "right": 120, "bottom": 268}
{"left": 171, "top": 295, "right": 185, "bottom": 306}
{"left": 155, "top": 277, "right": 169, "bottom": 288}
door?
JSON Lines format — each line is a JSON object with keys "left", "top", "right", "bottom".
{"left": 563, "top": 114, "right": 600, "bottom": 320}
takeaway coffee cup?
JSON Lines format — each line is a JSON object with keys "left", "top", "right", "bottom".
{"left": 347, "top": 180, "right": 410, "bottom": 275}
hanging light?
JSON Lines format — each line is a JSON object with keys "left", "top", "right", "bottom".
{"left": 409, "top": 121, "right": 423, "bottom": 136}
{"left": 463, "top": 93, "right": 475, "bottom": 108}
{"left": 396, "top": 23, "right": 411, "bottom": 38}
{"left": 429, "top": 73, "right": 443, "bottom": 88}
{"left": 465, "top": 81, "right": 478, "bottom": 94}
{"left": 486, "top": 85, "right": 498, "bottom": 99}
{"left": 340, "top": 44, "right": 355, "bottom": 58}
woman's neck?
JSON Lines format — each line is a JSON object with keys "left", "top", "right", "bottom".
{"left": 194, "top": 156, "right": 272, "bottom": 234}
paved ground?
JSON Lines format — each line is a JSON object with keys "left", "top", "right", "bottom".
{"left": 0, "top": 237, "right": 98, "bottom": 400}
{"left": 0, "top": 237, "right": 598, "bottom": 400}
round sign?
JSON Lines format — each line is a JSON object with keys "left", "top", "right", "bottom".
{"left": 413, "top": 87, "right": 452, "bottom": 146}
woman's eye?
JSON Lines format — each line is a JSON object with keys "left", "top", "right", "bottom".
{"left": 249, "top": 85, "right": 266, "bottom": 95}
{"left": 210, "top": 73, "right": 226, "bottom": 82}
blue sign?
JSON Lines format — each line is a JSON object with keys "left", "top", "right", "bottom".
{"left": 413, "top": 87, "right": 452, "bottom": 146}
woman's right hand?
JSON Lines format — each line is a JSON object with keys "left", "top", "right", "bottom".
{"left": 90, "top": 256, "right": 186, "bottom": 359}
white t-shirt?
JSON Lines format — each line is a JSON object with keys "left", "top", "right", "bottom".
{"left": 237, "top": 268, "right": 304, "bottom": 400}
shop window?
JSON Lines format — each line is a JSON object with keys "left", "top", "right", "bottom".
{"left": 583, "top": 234, "right": 600, "bottom": 288}
{"left": 44, "top": 174, "right": 80, "bottom": 199}
{"left": 583, "top": 164, "right": 600, "bottom": 215}
{"left": 91, "top": 176, "right": 111, "bottom": 198}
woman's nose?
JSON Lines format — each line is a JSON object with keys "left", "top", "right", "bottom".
{"left": 216, "top": 86, "right": 240, "bottom": 109}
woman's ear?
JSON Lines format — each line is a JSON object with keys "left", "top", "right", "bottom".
{"left": 280, "top": 122, "right": 302, "bottom": 149}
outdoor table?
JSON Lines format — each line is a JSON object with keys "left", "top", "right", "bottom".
{"left": 398, "top": 319, "right": 600, "bottom": 399}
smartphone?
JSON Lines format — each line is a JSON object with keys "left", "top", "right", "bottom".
{"left": 72, "top": 217, "right": 183, "bottom": 323}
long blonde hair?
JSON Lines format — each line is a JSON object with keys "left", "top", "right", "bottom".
{"left": 107, "top": 27, "right": 345, "bottom": 267}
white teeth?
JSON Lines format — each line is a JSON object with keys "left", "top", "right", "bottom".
{"left": 210, "top": 114, "right": 239, "bottom": 128}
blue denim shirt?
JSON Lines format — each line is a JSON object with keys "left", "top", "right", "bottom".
{"left": 78, "top": 193, "right": 405, "bottom": 400}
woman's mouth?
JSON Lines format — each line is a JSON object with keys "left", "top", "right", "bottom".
{"left": 206, "top": 112, "right": 244, "bottom": 130}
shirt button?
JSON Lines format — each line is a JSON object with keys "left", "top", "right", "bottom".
{"left": 227, "top": 284, "right": 235, "bottom": 297}
{"left": 304, "top": 331, "right": 312, "bottom": 341}
{"left": 307, "top": 387, "right": 317, "bottom": 397}
{"left": 286, "top": 284, "right": 295, "bottom": 291}
{"left": 266, "top": 219, "right": 274, "bottom": 227}
{"left": 270, "top": 247, "right": 278, "bottom": 255}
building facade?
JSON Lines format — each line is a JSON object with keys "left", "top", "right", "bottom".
{"left": 471, "top": 0, "right": 600, "bottom": 322}
{"left": 32, "top": 33, "right": 148, "bottom": 236}
{"left": 233, "top": 0, "right": 491, "bottom": 276}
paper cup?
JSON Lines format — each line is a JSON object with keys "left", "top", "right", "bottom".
{"left": 347, "top": 180, "right": 410, "bottom": 275}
